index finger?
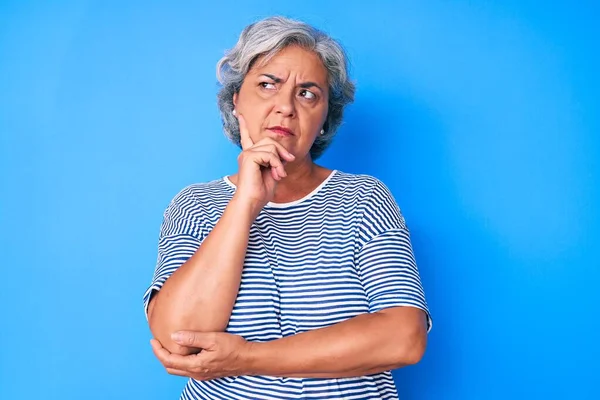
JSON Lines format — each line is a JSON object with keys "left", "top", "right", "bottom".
{"left": 238, "top": 114, "right": 254, "bottom": 150}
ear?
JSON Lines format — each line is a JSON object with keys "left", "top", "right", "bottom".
{"left": 233, "top": 92, "right": 238, "bottom": 108}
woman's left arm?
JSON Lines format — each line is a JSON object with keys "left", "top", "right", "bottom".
{"left": 151, "top": 305, "right": 427, "bottom": 380}
{"left": 244, "top": 305, "right": 428, "bottom": 378}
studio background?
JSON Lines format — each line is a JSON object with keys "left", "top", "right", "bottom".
{"left": 1, "top": 1, "right": 598, "bottom": 399}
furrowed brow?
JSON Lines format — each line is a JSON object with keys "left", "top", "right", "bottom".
{"left": 299, "top": 81, "right": 323, "bottom": 92}
{"left": 261, "top": 74, "right": 282, "bottom": 83}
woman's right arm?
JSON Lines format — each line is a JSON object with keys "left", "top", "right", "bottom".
{"left": 147, "top": 194, "right": 260, "bottom": 356}
{"left": 147, "top": 114, "right": 294, "bottom": 355}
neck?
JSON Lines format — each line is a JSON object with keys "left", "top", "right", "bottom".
{"left": 280, "top": 159, "right": 316, "bottom": 184}
{"left": 272, "top": 158, "right": 320, "bottom": 202}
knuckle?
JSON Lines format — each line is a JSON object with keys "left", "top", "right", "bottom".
{"left": 184, "top": 336, "right": 195, "bottom": 346}
{"left": 209, "top": 332, "right": 218, "bottom": 344}
{"left": 238, "top": 152, "right": 251, "bottom": 163}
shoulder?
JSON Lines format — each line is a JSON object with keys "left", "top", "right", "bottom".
{"left": 158, "top": 178, "right": 231, "bottom": 236}
{"left": 171, "top": 178, "right": 230, "bottom": 204}
{"left": 332, "top": 170, "right": 394, "bottom": 199}
{"left": 164, "top": 178, "right": 231, "bottom": 217}
{"left": 333, "top": 171, "right": 407, "bottom": 234}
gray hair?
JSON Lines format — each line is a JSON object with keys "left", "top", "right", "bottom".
{"left": 216, "top": 16, "right": 355, "bottom": 160}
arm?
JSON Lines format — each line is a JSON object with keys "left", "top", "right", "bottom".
{"left": 148, "top": 195, "right": 260, "bottom": 356}
{"left": 151, "top": 178, "right": 432, "bottom": 379}
{"left": 243, "top": 179, "right": 430, "bottom": 378}
{"left": 244, "top": 306, "right": 428, "bottom": 378}
{"left": 147, "top": 114, "right": 294, "bottom": 356}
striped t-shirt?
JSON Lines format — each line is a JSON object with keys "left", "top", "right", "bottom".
{"left": 143, "top": 169, "right": 432, "bottom": 400}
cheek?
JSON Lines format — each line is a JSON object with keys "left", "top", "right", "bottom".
{"left": 241, "top": 92, "right": 270, "bottom": 113}
{"left": 237, "top": 100, "right": 269, "bottom": 129}
{"left": 300, "top": 107, "right": 327, "bottom": 131}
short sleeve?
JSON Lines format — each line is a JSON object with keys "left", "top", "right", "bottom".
{"left": 356, "top": 179, "right": 432, "bottom": 332}
{"left": 142, "top": 186, "right": 207, "bottom": 320}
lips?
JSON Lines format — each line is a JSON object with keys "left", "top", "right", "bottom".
{"left": 267, "top": 126, "right": 294, "bottom": 136}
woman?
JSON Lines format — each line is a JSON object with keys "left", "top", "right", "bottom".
{"left": 144, "top": 16, "right": 432, "bottom": 400}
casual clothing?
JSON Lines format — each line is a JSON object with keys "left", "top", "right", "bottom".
{"left": 143, "top": 170, "right": 432, "bottom": 400}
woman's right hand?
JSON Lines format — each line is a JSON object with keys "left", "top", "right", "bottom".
{"left": 234, "top": 114, "right": 296, "bottom": 211}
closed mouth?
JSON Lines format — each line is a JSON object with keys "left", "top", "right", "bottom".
{"left": 267, "top": 126, "right": 294, "bottom": 136}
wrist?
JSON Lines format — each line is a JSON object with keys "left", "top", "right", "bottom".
{"left": 229, "top": 193, "right": 264, "bottom": 221}
{"left": 240, "top": 340, "right": 263, "bottom": 376}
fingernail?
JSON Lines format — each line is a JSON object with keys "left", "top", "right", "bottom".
{"left": 287, "top": 152, "right": 295, "bottom": 159}
{"left": 171, "top": 332, "right": 182, "bottom": 342}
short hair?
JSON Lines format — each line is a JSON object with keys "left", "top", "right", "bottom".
{"left": 216, "top": 16, "right": 355, "bottom": 160}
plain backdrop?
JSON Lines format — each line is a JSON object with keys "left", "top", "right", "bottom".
{"left": 1, "top": 1, "right": 598, "bottom": 399}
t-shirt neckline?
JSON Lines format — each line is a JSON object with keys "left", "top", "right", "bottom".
{"left": 223, "top": 170, "right": 338, "bottom": 208}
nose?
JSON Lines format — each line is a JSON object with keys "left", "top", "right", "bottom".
{"left": 273, "top": 86, "right": 296, "bottom": 118}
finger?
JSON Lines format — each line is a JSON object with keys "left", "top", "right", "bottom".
{"left": 247, "top": 145, "right": 287, "bottom": 178}
{"left": 172, "top": 331, "right": 213, "bottom": 349}
{"left": 249, "top": 151, "right": 286, "bottom": 177}
{"left": 166, "top": 368, "right": 213, "bottom": 382}
{"left": 166, "top": 367, "right": 192, "bottom": 377}
{"left": 150, "top": 339, "right": 175, "bottom": 367}
{"left": 238, "top": 114, "right": 254, "bottom": 150}
{"left": 150, "top": 338, "right": 198, "bottom": 370}
{"left": 251, "top": 140, "right": 295, "bottom": 162}
{"left": 271, "top": 167, "right": 280, "bottom": 181}
{"left": 165, "top": 369, "right": 213, "bottom": 382}
{"left": 250, "top": 143, "right": 294, "bottom": 168}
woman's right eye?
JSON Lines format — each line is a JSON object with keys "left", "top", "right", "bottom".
{"left": 260, "top": 82, "right": 276, "bottom": 90}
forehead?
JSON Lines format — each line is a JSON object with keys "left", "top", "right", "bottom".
{"left": 250, "top": 46, "right": 328, "bottom": 83}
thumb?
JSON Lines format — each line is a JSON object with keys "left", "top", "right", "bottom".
{"left": 171, "top": 331, "right": 213, "bottom": 348}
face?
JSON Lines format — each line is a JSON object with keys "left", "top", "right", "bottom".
{"left": 233, "top": 45, "right": 329, "bottom": 159}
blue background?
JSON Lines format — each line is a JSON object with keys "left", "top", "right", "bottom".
{"left": 1, "top": 1, "right": 598, "bottom": 399}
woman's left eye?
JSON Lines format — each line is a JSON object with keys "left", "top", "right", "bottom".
{"left": 299, "top": 89, "right": 316, "bottom": 100}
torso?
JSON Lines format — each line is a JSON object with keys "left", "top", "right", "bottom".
{"left": 177, "top": 170, "right": 401, "bottom": 399}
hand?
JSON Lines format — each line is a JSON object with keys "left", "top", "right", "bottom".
{"left": 235, "top": 114, "right": 296, "bottom": 209}
{"left": 150, "top": 331, "right": 252, "bottom": 381}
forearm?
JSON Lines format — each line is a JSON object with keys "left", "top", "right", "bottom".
{"left": 149, "top": 194, "right": 260, "bottom": 354}
{"left": 245, "top": 308, "right": 427, "bottom": 378}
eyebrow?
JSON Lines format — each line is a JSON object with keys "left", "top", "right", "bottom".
{"left": 261, "top": 74, "right": 324, "bottom": 92}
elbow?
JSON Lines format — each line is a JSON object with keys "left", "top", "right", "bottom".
{"left": 392, "top": 328, "right": 428, "bottom": 367}
{"left": 147, "top": 299, "right": 201, "bottom": 356}
{"left": 149, "top": 317, "right": 200, "bottom": 356}
{"left": 402, "top": 333, "right": 427, "bottom": 365}
{"left": 378, "top": 307, "right": 429, "bottom": 369}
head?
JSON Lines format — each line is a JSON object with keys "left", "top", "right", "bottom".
{"left": 217, "top": 16, "right": 355, "bottom": 160}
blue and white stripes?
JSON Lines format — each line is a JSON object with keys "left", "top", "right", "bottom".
{"left": 143, "top": 170, "right": 431, "bottom": 399}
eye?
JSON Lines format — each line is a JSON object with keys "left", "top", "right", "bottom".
{"left": 299, "top": 89, "right": 317, "bottom": 100}
{"left": 260, "top": 82, "right": 276, "bottom": 90}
